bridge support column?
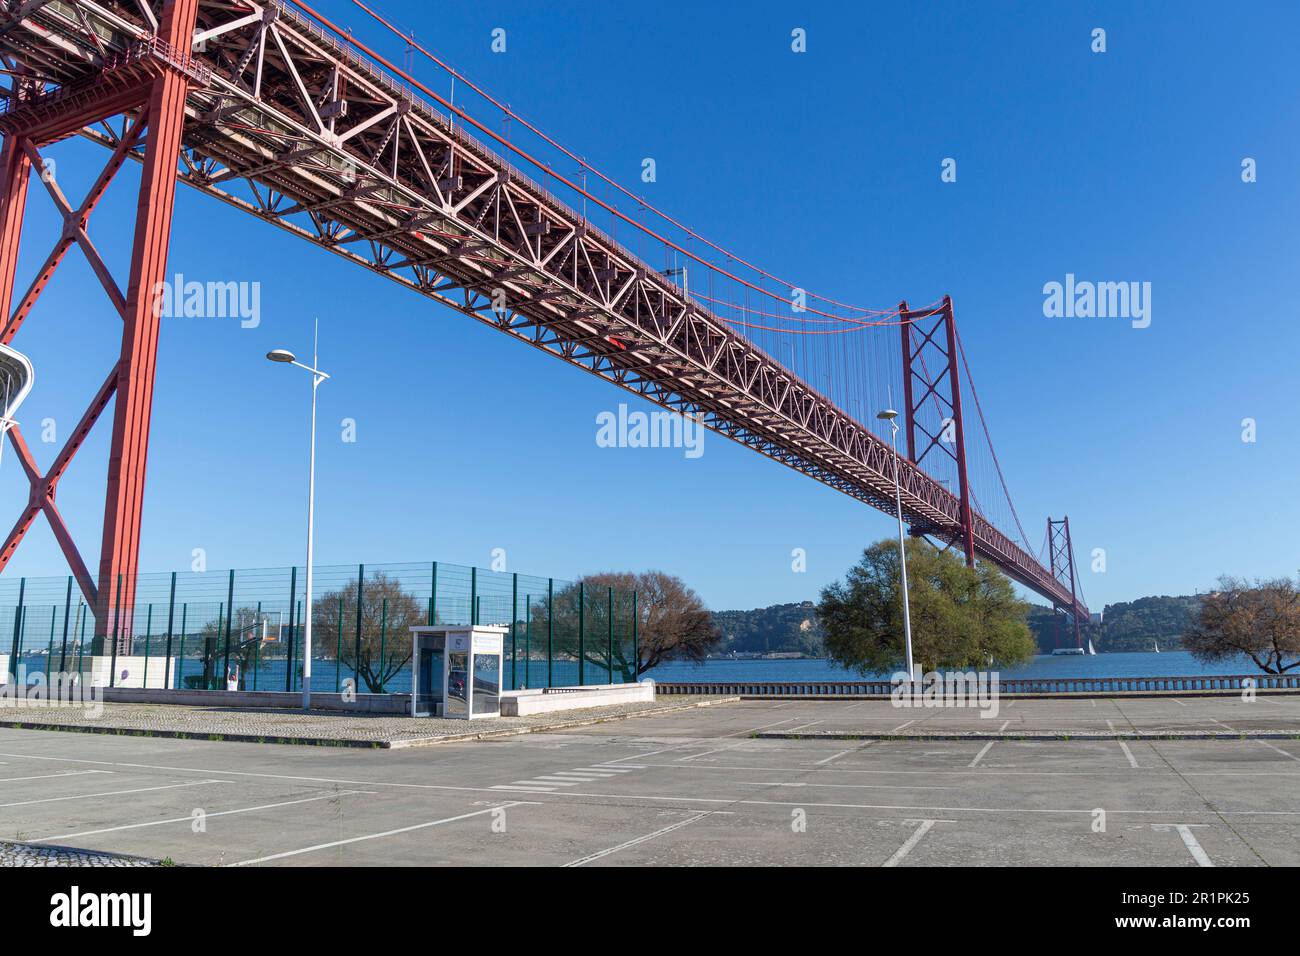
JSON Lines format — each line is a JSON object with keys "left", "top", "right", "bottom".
{"left": 899, "top": 295, "right": 976, "bottom": 566}
{"left": 96, "top": 0, "right": 200, "bottom": 654}
{"left": 1048, "top": 516, "right": 1083, "bottom": 649}
{"left": 0, "top": 0, "right": 200, "bottom": 656}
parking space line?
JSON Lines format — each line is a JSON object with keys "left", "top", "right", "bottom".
{"left": 229, "top": 801, "right": 537, "bottom": 866}
{"left": 0, "top": 770, "right": 109, "bottom": 784}
{"left": 997, "top": 720, "right": 1010, "bottom": 731}
{"left": 882, "top": 819, "right": 938, "bottom": 867}
{"left": 815, "top": 745, "right": 869, "bottom": 766}
{"left": 1118, "top": 741, "right": 1141, "bottom": 769}
{"left": 1256, "top": 740, "right": 1300, "bottom": 763}
{"left": 1174, "top": 825, "right": 1214, "bottom": 867}
{"left": 890, "top": 720, "right": 916, "bottom": 732}
{"left": 563, "top": 811, "right": 715, "bottom": 867}
{"left": 786, "top": 721, "right": 824, "bottom": 733}
{"left": 36, "top": 790, "right": 374, "bottom": 843}
{"left": 0, "top": 779, "right": 227, "bottom": 809}
{"left": 604, "top": 717, "right": 799, "bottom": 763}
{"left": 1170, "top": 698, "right": 1187, "bottom": 707}
{"left": 968, "top": 742, "right": 995, "bottom": 768}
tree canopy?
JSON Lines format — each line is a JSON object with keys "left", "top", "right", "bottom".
{"left": 816, "top": 538, "right": 1036, "bottom": 675}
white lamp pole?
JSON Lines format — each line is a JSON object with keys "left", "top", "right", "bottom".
{"left": 267, "top": 320, "right": 329, "bottom": 710}
{"left": 876, "top": 409, "right": 915, "bottom": 682}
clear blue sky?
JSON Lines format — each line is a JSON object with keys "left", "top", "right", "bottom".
{"left": 3, "top": 0, "right": 1298, "bottom": 612}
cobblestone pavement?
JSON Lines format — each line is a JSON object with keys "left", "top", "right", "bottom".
{"left": 0, "top": 696, "right": 739, "bottom": 747}
{"left": 0, "top": 840, "right": 159, "bottom": 866}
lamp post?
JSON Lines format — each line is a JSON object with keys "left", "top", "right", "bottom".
{"left": 267, "top": 322, "right": 329, "bottom": 710}
{"left": 876, "top": 408, "right": 915, "bottom": 683}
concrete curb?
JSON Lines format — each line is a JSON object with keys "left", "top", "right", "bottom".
{"left": 0, "top": 696, "right": 742, "bottom": 750}
{"left": 755, "top": 730, "right": 1300, "bottom": 742}
{"left": 711, "top": 689, "right": 1300, "bottom": 702}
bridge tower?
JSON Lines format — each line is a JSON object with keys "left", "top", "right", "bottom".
{"left": 1047, "top": 516, "right": 1082, "bottom": 648}
{"left": 0, "top": 0, "right": 202, "bottom": 654}
{"left": 899, "top": 295, "right": 976, "bottom": 566}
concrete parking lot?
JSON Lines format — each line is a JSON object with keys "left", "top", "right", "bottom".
{"left": 0, "top": 697, "right": 1297, "bottom": 866}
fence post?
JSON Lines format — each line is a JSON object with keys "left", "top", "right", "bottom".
{"left": 607, "top": 586, "right": 614, "bottom": 684}
{"left": 142, "top": 603, "right": 152, "bottom": 687}
{"left": 45, "top": 605, "right": 55, "bottom": 683}
{"left": 221, "top": 568, "right": 235, "bottom": 687}
{"left": 547, "top": 578, "right": 554, "bottom": 688}
{"left": 284, "top": 566, "right": 297, "bottom": 692}
{"left": 510, "top": 573, "right": 518, "bottom": 690}
{"left": 177, "top": 604, "right": 187, "bottom": 689}
{"left": 353, "top": 565, "right": 364, "bottom": 692}
{"left": 77, "top": 602, "right": 87, "bottom": 675}
{"left": 109, "top": 573, "right": 122, "bottom": 688}
{"left": 335, "top": 595, "right": 343, "bottom": 692}
{"left": 379, "top": 598, "right": 387, "bottom": 691}
{"left": 59, "top": 576, "right": 72, "bottom": 675}
{"left": 470, "top": 566, "right": 477, "bottom": 625}
{"left": 8, "top": 576, "right": 24, "bottom": 680}
{"left": 578, "top": 581, "right": 585, "bottom": 686}
{"left": 632, "top": 590, "right": 638, "bottom": 683}
{"left": 162, "top": 571, "right": 176, "bottom": 689}
{"left": 429, "top": 561, "right": 437, "bottom": 625}
{"left": 252, "top": 600, "right": 262, "bottom": 691}
{"left": 524, "top": 595, "right": 531, "bottom": 688}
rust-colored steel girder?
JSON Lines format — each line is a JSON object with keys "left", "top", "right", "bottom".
{"left": 0, "top": 0, "right": 1087, "bottom": 622}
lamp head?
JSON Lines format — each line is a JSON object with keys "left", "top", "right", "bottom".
{"left": 266, "top": 349, "right": 297, "bottom": 364}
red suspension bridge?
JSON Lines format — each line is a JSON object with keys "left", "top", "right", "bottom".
{"left": 0, "top": 0, "right": 1088, "bottom": 652}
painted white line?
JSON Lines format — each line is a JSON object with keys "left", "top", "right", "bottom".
{"left": 1256, "top": 740, "right": 1300, "bottom": 763}
{"left": 0, "top": 779, "right": 226, "bottom": 809}
{"left": 37, "top": 790, "right": 373, "bottom": 843}
{"left": 1118, "top": 741, "right": 1141, "bottom": 769}
{"left": 786, "top": 720, "right": 824, "bottom": 733}
{"left": 890, "top": 720, "right": 916, "bottom": 732}
{"left": 968, "top": 742, "right": 995, "bottom": 768}
{"left": 563, "top": 811, "right": 715, "bottom": 867}
{"left": 814, "top": 746, "right": 866, "bottom": 766}
{"left": 1170, "top": 698, "right": 1187, "bottom": 707}
{"left": 678, "top": 747, "right": 733, "bottom": 761}
{"left": 491, "top": 785, "right": 554, "bottom": 793}
{"left": 1211, "top": 719, "right": 1236, "bottom": 732}
{"left": 997, "top": 720, "right": 1010, "bottom": 732}
{"left": 735, "top": 781, "right": 956, "bottom": 790}
{"left": 521, "top": 777, "right": 584, "bottom": 786}
{"left": 1175, "top": 824, "right": 1214, "bottom": 867}
{"left": 230, "top": 801, "right": 537, "bottom": 866}
{"left": 604, "top": 717, "right": 798, "bottom": 762}
{"left": 554, "top": 770, "right": 619, "bottom": 778}
{"left": 0, "top": 770, "right": 109, "bottom": 784}
{"left": 589, "top": 765, "right": 637, "bottom": 772}
{"left": 882, "top": 819, "right": 937, "bottom": 867}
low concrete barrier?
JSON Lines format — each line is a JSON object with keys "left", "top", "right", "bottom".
{"left": 500, "top": 681, "right": 654, "bottom": 716}
{"left": 0, "top": 683, "right": 411, "bottom": 713}
{"left": 655, "top": 674, "right": 1300, "bottom": 699}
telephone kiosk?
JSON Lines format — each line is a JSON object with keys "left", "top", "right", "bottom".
{"left": 408, "top": 625, "right": 506, "bottom": 719}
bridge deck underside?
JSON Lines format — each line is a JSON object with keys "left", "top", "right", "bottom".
{"left": 0, "top": 0, "right": 1086, "bottom": 619}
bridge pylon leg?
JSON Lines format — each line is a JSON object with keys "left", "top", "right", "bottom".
{"left": 0, "top": 0, "right": 199, "bottom": 657}
{"left": 898, "top": 295, "right": 976, "bottom": 566}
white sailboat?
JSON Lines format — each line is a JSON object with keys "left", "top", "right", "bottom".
{"left": 1153, "top": 639, "right": 1161, "bottom": 654}
{"left": 1086, "top": 637, "right": 1096, "bottom": 656}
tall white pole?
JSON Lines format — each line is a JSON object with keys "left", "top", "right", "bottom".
{"left": 888, "top": 421, "right": 915, "bottom": 681}
{"left": 302, "top": 320, "right": 320, "bottom": 710}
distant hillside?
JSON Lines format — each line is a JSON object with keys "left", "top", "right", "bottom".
{"left": 1028, "top": 594, "right": 1201, "bottom": 653}
{"left": 712, "top": 593, "right": 1203, "bottom": 657}
{"left": 712, "top": 602, "right": 824, "bottom": 656}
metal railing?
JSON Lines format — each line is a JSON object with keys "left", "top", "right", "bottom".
{"left": 655, "top": 674, "right": 1300, "bottom": 698}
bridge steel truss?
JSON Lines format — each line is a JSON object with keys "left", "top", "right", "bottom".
{"left": 0, "top": 0, "right": 1088, "bottom": 633}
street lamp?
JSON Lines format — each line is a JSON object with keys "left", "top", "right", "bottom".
{"left": 876, "top": 408, "right": 915, "bottom": 683}
{"left": 267, "top": 322, "right": 329, "bottom": 710}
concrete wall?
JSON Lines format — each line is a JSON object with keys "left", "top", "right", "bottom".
{"left": 499, "top": 680, "right": 654, "bottom": 716}
{"left": 79, "top": 656, "right": 173, "bottom": 690}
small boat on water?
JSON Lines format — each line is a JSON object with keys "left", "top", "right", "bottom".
{"left": 1153, "top": 640, "right": 1161, "bottom": 654}
{"left": 1051, "top": 647, "right": 1086, "bottom": 656}
{"left": 1086, "top": 638, "right": 1096, "bottom": 656}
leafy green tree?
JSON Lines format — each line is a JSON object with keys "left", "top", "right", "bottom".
{"left": 817, "top": 538, "right": 1036, "bottom": 675}
{"left": 1183, "top": 576, "right": 1300, "bottom": 674}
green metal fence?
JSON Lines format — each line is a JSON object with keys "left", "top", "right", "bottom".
{"left": 0, "top": 561, "right": 638, "bottom": 694}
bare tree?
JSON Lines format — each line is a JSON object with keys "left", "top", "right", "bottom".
{"left": 1183, "top": 576, "right": 1300, "bottom": 674}
{"left": 314, "top": 572, "right": 423, "bottom": 693}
